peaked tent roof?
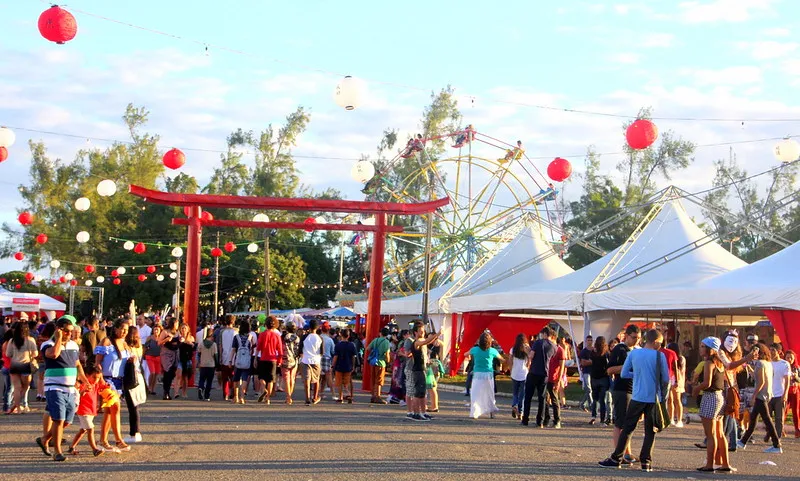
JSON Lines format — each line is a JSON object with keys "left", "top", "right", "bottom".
{"left": 443, "top": 223, "right": 574, "bottom": 313}
{"left": 450, "top": 197, "right": 746, "bottom": 314}
{"left": 586, "top": 238, "right": 797, "bottom": 313}
{"left": 0, "top": 287, "right": 67, "bottom": 311}
{"left": 354, "top": 282, "right": 454, "bottom": 316}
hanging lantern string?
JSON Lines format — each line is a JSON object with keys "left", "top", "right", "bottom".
{"left": 28, "top": 0, "right": 800, "bottom": 123}
{"left": 10, "top": 252, "right": 178, "bottom": 270}
{"left": 4, "top": 124, "right": 800, "bottom": 164}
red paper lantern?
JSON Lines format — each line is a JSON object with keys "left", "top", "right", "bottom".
{"left": 18, "top": 212, "right": 33, "bottom": 225}
{"left": 51, "top": 279, "right": 58, "bottom": 285}
{"left": 138, "top": 274, "right": 147, "bottom": 282}
{"left": 201, "top": 211, "right": 214, "bottom": 222}
{"left": 146, "top": 265, "right": 156, "bottom": 274}
{"left": 210, "top": 247, "right": 223, "bottom": 257}
{"left": 201, "top": 268, "right": 210, "bottom": 276}
{"left": 625, "top": 119, "right": 659, "bottom": 150}
{"left": 547, "top": 157, "right": 573, "bottom": 182}
{"left": 0, "top": 278, "right": 5, "bottom": 283}
{"left": 110, "top": 269, "right": 119, "bottom": 278}
{"left": 13, "top": 252, "right": 24, "bottom": 261}
{"left": 224, "top": 241, "right": 236, "bottom": 253}
{"left": 38, "top": 6, "right": 78, "bottom": 45}
{"left": 24, "top": 272, "right": 34, "bottom": 282}
{"left": 85, "top": 265, "right": 95, "bottom": 274}
{"left": 303, "top": 217, "right": 316, "bottom": 232}
{"left": 113, "top": 278, "right": 121, "bottom": 285}
{"left": 36, "top": 233, "right": 48, "bottom": 244}
{"left": 69, "top": 279, "right": 77, "bottom": 286}
{"left": 163, "top": 148, "right": 186, "bottom": 170}
{"left": 0, "top": 147, "right": 7, "bottom": 163}
{"left": 15, "top": 284, "right": 21, "bottom": 289}
{"left": 59, "top": 276, "right": 66, "bottom": 283}
{"left": 134, "top": 242, "right": 146, "bottom": 254}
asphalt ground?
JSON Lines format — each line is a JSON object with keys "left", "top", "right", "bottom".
{"left": 1, "top": 385, "right": 797, "bottom": 481}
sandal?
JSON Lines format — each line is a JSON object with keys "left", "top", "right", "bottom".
{"left": 68, "top": 447, "right": 79, "bottom": 456}
{"left": 102, "top": 443, "right": 121, "bottom": 454}
{"left": 696, "top": 467, "right": 715, "bottom": 472}
{"left": 115, "top": 441, "right": 131, "bottom": 452}
{"left": 716, "top": 467, "right": 737, "bottom": 473}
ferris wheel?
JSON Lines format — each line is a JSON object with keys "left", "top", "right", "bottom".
{"left": 356, "top": 127, "right": 570, "bottom": 295}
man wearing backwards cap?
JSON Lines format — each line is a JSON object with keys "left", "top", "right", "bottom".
{"left": 37, "top": 315, "right": 88, "bottom": 462}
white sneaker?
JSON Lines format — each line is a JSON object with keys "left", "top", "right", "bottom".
{"left": 736, "top": 441, "right": 746, "bottom": 450}
{"left": 763, "top": 446, "right": 783, "bottom": 454}
{"left": 674, "top": 421, "right": 684, "bottom": 428}
{"left": 399, "top": 400, "right": 406, "bottom": 406}
{"left": 123, "top": 433, "right": 142, "bottom": 444}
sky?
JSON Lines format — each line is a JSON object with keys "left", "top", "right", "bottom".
{"left": 1, "top": 0, "right": 798, "bottom": 277}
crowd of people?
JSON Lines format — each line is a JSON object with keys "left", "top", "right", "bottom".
{"left": 1, "top": 311, "right": 797, "bottom": 471}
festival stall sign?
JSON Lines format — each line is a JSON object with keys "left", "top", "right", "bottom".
{"left": 12, "top": 297, "right": 40, "bottom": 312}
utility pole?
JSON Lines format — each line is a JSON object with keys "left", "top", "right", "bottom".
{"left": 213, "top": 232, "right": 220, "bottom": 323}
{"left": 337, "top": 237, "right": 345, "bottom": 300}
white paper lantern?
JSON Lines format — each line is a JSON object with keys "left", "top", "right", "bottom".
{"left": 85, "top": 280, "right": 93, "bottom": 286}
{"left": 171, "top": 247, "right": 184, "bottom": 258}
{"left": 74, "top": 197, "right": 91, "bottom": 211}
{"left": 117, "top": 266, "right": 127, "bottom": 275}
{"left": 169, "top": 262, "right": 178, "bottom": 271}
{"left": 360, "top": 216, "right": 376, "bottom": 226}
{"left": 156, "top": 274, "right": 165, "bottom": 281}
{"left": 247, "top": 243, "right": 259, "bottom": 253}
{"left": 315, "top": 216, "right": 327, "bottom": 224}
{"left": 169, "top": 272, "right": 178, "bottom": 279}
{"left": 50, "top": 260, "right": 61, "bottom": 269}
{"left": 96, "top": 179, "right": 117, "bottom": 197}
{"left": 0, "top": 127, "right": 15, "bottom": 148}
{"left": 64, "top": 273, "right": 74, "bottom": 281}
{"left": 774, "top": 138, "right": 800, "bottom": 163}
{"left": 350, "top": 161, "right": 375, "bottom": 183}
{"left": 35, "top": 275, "right": 43, "bottom": 282}
{"left": 252, "top": 213, "right": 270, "bottom": 223}
{"left": 123, "top": 241, "right": 134, "bottom": 250}
{"left": 96, "top": 276, "right": 105, "bottom": 283}
{"left": 76, "top": 231, "right": 90, "bottom": 243}
{"left": 334, "top": 76, "right": 364, "bottom": 110}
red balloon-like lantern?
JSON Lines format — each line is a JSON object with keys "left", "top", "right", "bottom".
{"left": 210, "top": 247, "right": 223, "bottom": 257}
{"left": 113, "top": 278, "right": 121, "bottom": 285}
{"left": 0, "top": 147, "right": 7, "bottom": 163}
{"left": 18, "top": 212, "right": 33, "bottom": 225}
{"left": 69, "top": 279, "right": 77, "bottom": 286}
{"left": 201, "top": 268, "right": 210, "bottom": 276}
{"left": 0, "top": 278, "right": 5, "bottom": 283}
{"left": 38, "top": 5, "right": 78, "bottom": 45}
{"left": 59, "top": 276, "right": 66, "bottom": 283}
{"left": 85, "top": 265, "right": 95, "bottom": 274}
{"left": 163, "top": 148, "right": 186, "bottom": 170}
{"left": 224, "top": 241, "right": 236, "bottom": 253}
{"left": 547, "top": 157, "right": 573, "bottom": 182}
{"left": 13, "top": 252, "right": 24, "bottom": 261}
{"left": 201, "top": 211, "right": 214, "bottom": 222}
{"left": 36, "top": 233, "right": 48, "bottom": 244}
{"left": 134, "top": 242, "right": 146, "bottom": 254}
{"left": 146, "top": 265, "right": 156, "bottom": 274}
{"left": 15, "top": 283, "right": 21, "bottom": 289}
{"left": 110, "top": 269, "right": 119, "bottom": 278}
{"left": 24, "top": 272, "right": 34, "bottom": 283}
{"left": 51, "top": 279, "right": 58, "bottom": 285}
{"left": 625, "top": 119, "right": 659, "bottom": 150}
{"left": 303, "top": 217, "right": 316, "bottom": 233}
{"left": 138, "top": 274, "right": 147, "bottom": 282}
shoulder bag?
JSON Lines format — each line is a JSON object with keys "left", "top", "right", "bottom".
{"left": 653, "top": 351, "right": 672, "bottom": 432}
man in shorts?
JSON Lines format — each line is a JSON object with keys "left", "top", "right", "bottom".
{"left": 607, "top": 324, "right": 641, "bottom": 466}
{"left": 37, "top": 315, "right": 87, "bottom": 462}
{"left": 300, "top": 319, "right": 323, "bottom": 405}
{"left": 256, "top": 316, "right": 283, "bottom": 404}
{"left": 332, "top": 329, "right": 357, "bottom": 403}
{"left": 367, "top": 327, "right": 391, "bottom": 404}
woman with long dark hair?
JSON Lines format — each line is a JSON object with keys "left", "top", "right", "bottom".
{"left": 509, "top": 333, "right": 530, "bottom": 419}
{"left": 124, "top": 326, "right": 145, "bottom": 443}
{"left": 176, "top": 323, "right": 196, "bottom": 399}
{"left": 588, "top": 336, "right": 610, "bottom": 425}
{"left": 737, "top": 342, "right": 782, "bottom": 453}
{"left": 4, "top": 321, "right": 38, "bottom": 414}
{"left": 692, "top": 337, "right": 734, "bottom": 472}
{"left": 468, "top": 331, "right": 505, "bottom": 419}
{"left": 667, "top": 342, "right": 686, "bottom": 427}
{"left": 94, "top": 319, "right": 132, "bottom": 452}
{"left": 158, "top": 317, "right": 180, "bottom": 400}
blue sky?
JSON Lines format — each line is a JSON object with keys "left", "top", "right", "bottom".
{"left": 0, "top": 0, "right": 798, "bottom": 276}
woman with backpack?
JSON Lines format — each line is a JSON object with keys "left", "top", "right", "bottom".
{"left": 230, "top": 321, "right": 255, "bottom": 404}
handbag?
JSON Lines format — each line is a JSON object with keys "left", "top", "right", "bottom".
{"left": 723, "top": 371, "right": 741, "bottom": 419}
{"left": 653, "top": 351, "right": 671, "bottom": 432}
{"left": 123, "top": 357, "right": 139, "bottom": 390}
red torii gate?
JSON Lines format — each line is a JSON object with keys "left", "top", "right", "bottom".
{"left": 129, "top": 185, "right": 448, "bottom": 391}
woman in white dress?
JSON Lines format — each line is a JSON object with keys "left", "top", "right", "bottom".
{"left": 469, "top": 331, "right": 505, "bottom": 419}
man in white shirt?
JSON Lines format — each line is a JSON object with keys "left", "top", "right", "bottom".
{"left": 300, "top": 319, "right": 323, "bottom": 405}
{"left": 218, "top": 315, "right": 238, "bottom": 401}
{"left": 770, "top": 345, "right": 792, "bottom": 438}
{"left": 136, "top": 315, "right": 152, "bottom": 343}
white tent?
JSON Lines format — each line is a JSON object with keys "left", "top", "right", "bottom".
{"left": 442, "top": 223, "right": 574, "bottom": 313}
{"left": 585, "top": 238, "right": 797, "bottom": 313}
{"left": 447, "top": 198, "right": 746, "bottom": 339}
{"left": 353, "top": 282, "right": 454, "bottom": 316}
{"left": 0, "top": 287, "right": 66, "bottom": 311}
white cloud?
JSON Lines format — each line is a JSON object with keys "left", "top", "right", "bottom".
{"left": 687, "top": 66, "right": 763, "bottom": 86}
{"left": 607, "top": 53, "right": 641, "bottom": 64}
{"left": 678, "top": 0, "right": 775, "bottom": 23}
{"left": 736, "top": 40, "right": 798, "bottom": 60}
{"left": 614, "top": 4, "right": 631, "bottom": 14}
{"left": 641, "top": 33, "right": 675, "bottom": 48}
{"left": 763, "top": 27, "right": 791, "bottom": 37}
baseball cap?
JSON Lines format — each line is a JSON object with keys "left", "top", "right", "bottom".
{"left": 702, "top": 336, "right": 721, "bottom": 351}
{"left": 57, "top": 314, "right": 78, "bottom": 327}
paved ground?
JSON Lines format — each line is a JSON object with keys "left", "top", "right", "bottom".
{"left": 1, "top": 385, "right": 798, "bottom": 481}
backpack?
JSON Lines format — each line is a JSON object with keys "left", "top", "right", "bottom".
{"left": 368, "top": 337, "right": 384, "bottom": 366}
{"left": 234, "top": 334, "right": 252, "bottom": 370}
{"left": 282, "top": 334, "right": 299, "bottom": 368}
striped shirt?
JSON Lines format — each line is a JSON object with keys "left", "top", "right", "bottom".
{"left": 43, "top": 340, "right": 80, "bottom": 393}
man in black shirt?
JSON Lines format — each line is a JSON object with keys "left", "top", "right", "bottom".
{"left": 521, "top": 326, "right": 556, "bottom": 427}
{"left": 579, "top": 335, "right": 594, "bottom": 412}
{"left": 607, "top": 325, "right": 641, "bottom": 465}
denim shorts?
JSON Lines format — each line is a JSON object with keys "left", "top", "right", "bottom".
{"left": 46, "top": 390, "right": 76, "bottom": 424}
{"left": 233, "top": 368, "right": 251, "bottom": 383}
